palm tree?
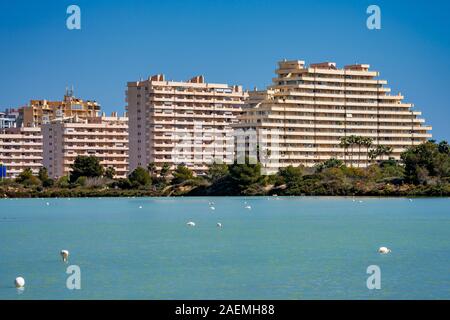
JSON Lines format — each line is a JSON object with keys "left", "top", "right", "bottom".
{"left": 347, "top": 135, "right": 358, "bottom": 167}
{"left": 160, "top": 163, "right": 171, "bottom": 179}
{"left": 147, "top": 162, "right": 157, "bottom": 176}
{"left": 361, "top": 137, "right": 373, "bottom": 167}
{"left": 368, "top": 149, "right": 378, "bottom": 165}
{"left": 355, "top": 136, "right": 364, "bottom": 168}
{"left": 340, "top": 136, "right": 350, "bottom": 166}
{"left": 378, "top": 145, "right": 393, "bottom": 161}
{"left": 369, "top": 145, "right": 393, "bottom": 163}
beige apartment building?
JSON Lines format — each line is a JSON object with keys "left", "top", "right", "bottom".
{"left": 19, "top": 89, "right": 100, "bottom": 127}
{"left": 42, "top": 114, "right": 129, "bottom": 179}
{"left": 234, "top": 60, "right": 432, "bottom": 173}
{"left": 0, "top": 127, "right": 43, "bottom": 178}
{"left": 126, "top": 74, "right": 247, "bottom": 174}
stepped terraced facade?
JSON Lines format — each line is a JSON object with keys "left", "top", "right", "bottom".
{"left": 234, "top": 60, "right": 432, "bottom": 173}
{"left": 0, "top": 59, "right": 435, "bottom": 178}
{"left": 127, "top": 74, "right": 246, "bottom": 174}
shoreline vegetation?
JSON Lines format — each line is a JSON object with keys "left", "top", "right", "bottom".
{"left": 1, "top": 140, "right": 450, "bottom": 198}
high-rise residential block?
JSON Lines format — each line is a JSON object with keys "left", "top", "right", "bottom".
{"left": 126, "top": 74, "right": 247, "bottom": 174}
{"left": 42, "top": 114, "right": 129, "bottom": 179}
{"left": 0, "top": 109, "right": 19, "bottom": 129}
{"left": 19, "top": 89, "right": 101, "bottom": 127}
{"left": 234, "top": 60, "right": 432, "bottom": 173}
{"left": 0, "top": 127, "right": 43, "bottom": 178}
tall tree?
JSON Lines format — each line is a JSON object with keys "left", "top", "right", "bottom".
{"left": 355, "top": 136, "right": 363, "bottom": 168}
{"left": 279, "top": 165, "right": 304, "bottom": 186}
{"left": 172, "top": 164, "right": 194, "bottom": 184}
{"left": 16, "top": 168, "right": 33, "bottom": 182}
{"left": 147, "top": 162, "right": 157, "bottom": 176}
{"left": 70, "top": 156, "right": 104, "bottom": 182}
{"left": 38, "top": 167, "right": 54, "bottom": 187}
{"left": 229, "top": 159, "right": 263, "bottom": 191}
{"left": 340, "top": 136, "right": 350, "bottom": 166}
{"left": 38, "top": 167, "right": 49, "bottom": 182}
{"left": 361, "top": 137, "right": 373, "bottom": 167}
{"left": 378, "top": 145, "right": 393, "bottom": 161}
{"left": 128, "top": 167, "right": 151, "bottom": 186}
{"left": 401, "top": 141, "right": 450, "bottom": 184}
{"left": 160, "top": 163, "right": 171, "bottom": 178}
{"left": 206, "top": 162, "right": 229, "bottom": 183}
{"left": 347, "top": 135, "right": 358, "bottom": 167}
{"left": 368, "top": 145, "right": 393, "bottom": 164}
{"left": 104, "top": 167, "right": 116, "bottom": 179}
{"left": 368, "top": 149, "right": 378, "bottom": 165}
{"left": 438, "top": 141, "right": 450, "bottom": 154}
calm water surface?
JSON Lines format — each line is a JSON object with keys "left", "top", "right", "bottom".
{"left": 0, "top": 197, "right": 449, "bottom": 299}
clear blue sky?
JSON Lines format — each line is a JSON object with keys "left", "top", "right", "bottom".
{"left": 1, "top": 0, "right": 449, "bottom": 140}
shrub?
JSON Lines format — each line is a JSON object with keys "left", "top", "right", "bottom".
{"left": 104, "top": 167, "right": 116, "bottom": 179}
{"left": 128, "top": 167, "right": 151, "bottom": 187}
{"left": 206, "top": 162, "right": 229, "bottom": 183}
{"left": 172, "top": 165, "right": 194, "bottom": 184}
{"left": 56, "top": 176, "right": 70, "bottom": 188}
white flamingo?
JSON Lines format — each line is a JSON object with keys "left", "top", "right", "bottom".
{"left": 378, "top": 247, "right": 391, "bottom": 254}
{"left": 60, "top": 250, "right": 70, "bottom": 262}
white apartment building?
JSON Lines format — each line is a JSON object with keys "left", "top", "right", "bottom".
{"left": 126, "top": 74, "right": 247, "bottom": 174}
{"left": 42, "top": 114, "right": 129, "bottom": 179}
{"left": 0, "top": 127, "right": 43, "bottom": 178}
{"left": 234, "top": 60, "right": 432, "bottom": 173}
{"left": 0, "top": 109, "right": 18, "bottom": 129}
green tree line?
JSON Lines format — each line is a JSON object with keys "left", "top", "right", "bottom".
{"left": 1, "top": 140, "right": 450, "bottom": 197}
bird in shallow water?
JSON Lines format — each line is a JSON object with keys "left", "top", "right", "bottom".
{"left": 60, "top": 250, "right": 70, "bottom": 262}
{"left": 378, "top": 247, "right": 391, "bottom": 254}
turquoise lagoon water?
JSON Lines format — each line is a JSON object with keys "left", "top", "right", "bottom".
{"left": 0, "top": 196, "right": 449, "bottom": 300}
